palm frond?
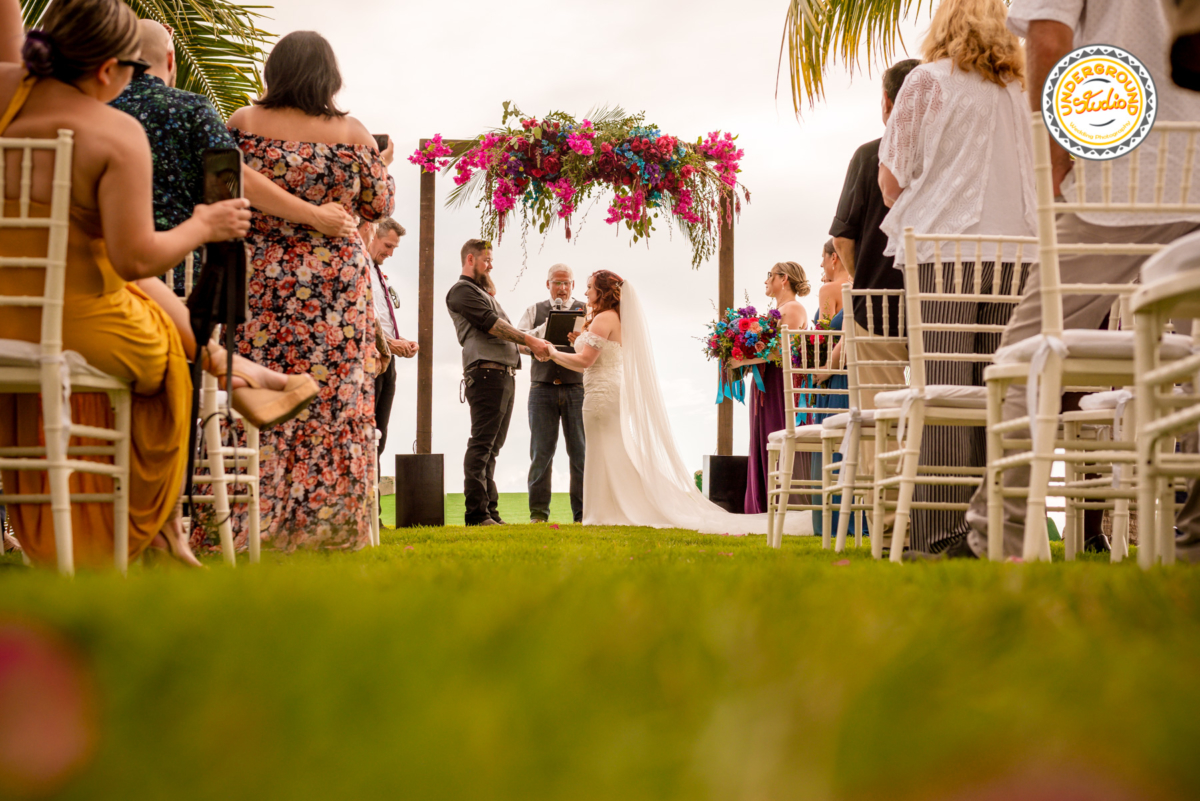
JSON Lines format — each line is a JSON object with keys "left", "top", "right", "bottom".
{"left": 129, "top": 0, "right": 273, "bottom": 119}
{"left": 777, "top": 0, "right": 931, "bottom": 113}
{"left": 21, "top": 0, "right": 274, "bottom": 120}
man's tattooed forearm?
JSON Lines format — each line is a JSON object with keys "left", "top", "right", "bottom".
{"left": 490, "top": 319, "right": 528, "bottom": 345}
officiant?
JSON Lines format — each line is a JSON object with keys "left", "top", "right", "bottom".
{"left": 517, "top": 264, "right": 587, "bottom": 524}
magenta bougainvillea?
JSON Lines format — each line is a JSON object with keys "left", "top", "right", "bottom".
{"left": 411, "top": 103, "right": 747, "bottom": 268}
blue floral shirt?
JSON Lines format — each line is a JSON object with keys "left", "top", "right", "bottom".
{"left": 111, "top": 74, "right": 237, "bottom": 291}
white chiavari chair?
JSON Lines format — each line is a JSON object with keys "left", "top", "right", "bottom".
{"left": 0, "top": 130, "right": 133, "bottom": 576}
{"left": 183, "top": 371, "right": 262, "bottom": 565}
{"left": 983, "top": 114, "right": 1200, "bottom": 564}
{"left": 767, "top": 323, "right": 850, "bottom": 548}
{"left": 872, "top": 228, "right": 1037, "bottom": 562}
{"left": 830, "top": 284, "right": 909, "bottom": 553}
{"left": 1132, "top": 233, "right": 1200, "bottom": 567}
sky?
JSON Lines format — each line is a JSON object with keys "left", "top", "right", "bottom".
{"left": 266, "top": 0, "right": 929, "bottom": 496}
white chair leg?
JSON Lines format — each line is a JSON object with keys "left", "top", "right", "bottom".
{"left": 112, "top": 389, "right": 132, "bottom": 575}
{"left": 889, "top": 408, "right": 926, "bottom": 564}
{"left": 1023, "top": 360, "right": 1063, "bottom": 563}
{"left": 834, "top": 422, "right": 861, "bottom": 553}
{"left": 246, "top": 423, "right": 261, "bottom": 564}
{"left": 1135, "top": 315, "right": 1159, "bottom": 570}
{"left": 1063, "top": 421, "right": 1078, "bottom": 562}
{"left": 1159, "top": 472, "right": 1177, "bottom": 566}
{"left": 202, "top": 375, "right": 236, "bottom": 567}
{"left": 872, "top": 420, "right": 891, "bottom": 560}
{"left": 986, "top": 377, "right": 1006, "bottom": 561}
{"left": 821, "top": 439, "right": 833, "bottom": 551}
{"left": 766, "top": 445, "right": 779, "bottom": 544}
{"left": 774, "top": 440, "right": 796, "bottom": 549}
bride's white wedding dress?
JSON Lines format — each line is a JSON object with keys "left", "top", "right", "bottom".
{"left": 577, "top": 281, "right": 813, "bottom": 536}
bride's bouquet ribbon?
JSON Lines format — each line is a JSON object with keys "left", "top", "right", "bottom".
{"left": 715, "top": 361, "right": 746, "bottom": 404}
{"left": 713, "top": 361, "right": 766, "bottom": 405}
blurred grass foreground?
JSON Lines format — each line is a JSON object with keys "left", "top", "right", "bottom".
{"left": 0, "top": 500, "right": 1199, "bottom": 800}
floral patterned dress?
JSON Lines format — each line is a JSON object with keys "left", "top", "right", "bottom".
{"left": 203, "top": 132, "right": 394, "bottom": 552}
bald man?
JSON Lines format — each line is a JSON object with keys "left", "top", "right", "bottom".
{"left": 111, "top": 20, "right": 354, "bottom": 293}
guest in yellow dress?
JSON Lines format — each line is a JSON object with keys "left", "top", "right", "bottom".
{"left": 0, "top": 0, "right": 316, "bottom": 568}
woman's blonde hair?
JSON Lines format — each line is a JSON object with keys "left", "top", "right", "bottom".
{"left": 922, "top": 0, "right": 1025, "bottom": 89}
{"left": 774, "top": 261, "right": 810, "bottom": 298}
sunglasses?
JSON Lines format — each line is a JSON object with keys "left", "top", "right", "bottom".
{"left": 118, "top": 57, "right": 151, "bottom": 76}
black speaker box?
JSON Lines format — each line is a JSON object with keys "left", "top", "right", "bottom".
{"left": 702, "top": 455, "right": 748, "bottom": 514}
{"left": 394, "top": 454, "right": 445, "bottom": 527}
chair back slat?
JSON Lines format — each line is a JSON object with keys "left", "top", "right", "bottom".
{"left": 1129, "top": 140, "right": 1141, "bottom": 206}
{"left": 0, "top": 130, "right": 75, "bottom": 358}
{"left": 1182, "top": 131, "right": 1198, "bottom": 205}
{"left": 1053, "top": 120, "right": 1200, "bottom": 213}
{"left": 1029, "top": 114, "right": 1200, "bottom": 339}
{"left": 902, "top": 227, "right": 1037, "bottom": 391}
{"left": 843, "top": 283, "right": 909, "bottom": 404}
{"left": 1155, "top": 129, "right": 1170, "bottom": 206}
{"left": 779, "top": 320, "right": 851, "bottom": 433}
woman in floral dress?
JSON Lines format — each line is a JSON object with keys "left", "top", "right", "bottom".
{"left": 203, "top": 31, "right": 394, "bottom": 551}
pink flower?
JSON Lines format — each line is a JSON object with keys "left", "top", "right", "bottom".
{"left": 566, "top": 133, "right": 594, "bottom": 155}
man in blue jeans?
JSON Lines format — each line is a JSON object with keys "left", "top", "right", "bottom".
{"left": 517, "top": 265, "right": 587, "bottom": 523}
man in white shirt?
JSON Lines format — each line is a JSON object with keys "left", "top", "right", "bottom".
{"left": 516, "top": 265, "right": 587, "bottom": 523}
{"left": 368, "top": 217, "right": 417, "bottom": 457}
{"left": 956, "top": 0, "right": 1200, "bottom": 560}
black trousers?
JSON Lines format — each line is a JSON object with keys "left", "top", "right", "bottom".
{"left": 374, "top": 359, "right": 397, "bottom": 456}
{"left": 463, "top": 367, "right": 515, "bottom": 524}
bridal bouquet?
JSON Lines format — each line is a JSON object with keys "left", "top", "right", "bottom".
{"left": 704, "top": 306, "right": 783, "bottom": 403}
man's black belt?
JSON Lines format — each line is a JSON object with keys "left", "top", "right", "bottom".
{"left": 471, "top": 361, "right": 516, "bottom": 375}
{"left": 532, "top": 379, "right": 579, "bottom": 386}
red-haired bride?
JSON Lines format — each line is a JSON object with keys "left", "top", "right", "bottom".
{"left": 545, "top": 270, "right": 812, "bottom": 535}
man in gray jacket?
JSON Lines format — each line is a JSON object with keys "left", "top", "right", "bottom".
{"left": 446, "top": 240, "right": 551, "bottom": 526}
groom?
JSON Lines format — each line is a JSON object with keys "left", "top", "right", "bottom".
{"left": 446, "top": 239, "right": 552, "bottom": 526}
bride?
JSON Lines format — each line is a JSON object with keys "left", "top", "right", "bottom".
{"left": 543, "top": 270, "right": 812, "bottom": 536}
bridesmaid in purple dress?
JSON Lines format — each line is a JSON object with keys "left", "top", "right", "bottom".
{"left": 742, "top": 261, "right": 811, "bottom": 514}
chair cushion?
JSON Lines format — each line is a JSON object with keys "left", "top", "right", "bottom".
{"left": 767, "top": 424, "right": 825, "bottom": 445}
{"left": 1141, "top": 230, "right": 1200, "bottom": 285}
{"left": 820, "top": 409, "right": 877, "bottom": 429}
{"left": 992, "top": 330, "right": 1192, "bottom": 364}
{"left": 875, "top": 385, "right": 987, "bottom": 410}
{"left": 1077, "top": 389, "right": 1133, "bottom": 411}
{"left": 0, "top": 339, "right": 114, "bottom": 380}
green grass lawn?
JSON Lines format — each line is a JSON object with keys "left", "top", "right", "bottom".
{"left": 380, "top": 492, "right": 578, "bottom": 526}
{"left": 1, "top": 521, "right": 1199, "bottom": 800}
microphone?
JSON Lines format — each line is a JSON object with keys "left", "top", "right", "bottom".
{"left": 552, "top": 298, "right": 565, "bottom": 310}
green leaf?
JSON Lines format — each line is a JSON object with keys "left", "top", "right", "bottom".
{"left": 776, "top": 0, "right": 934, "bottom": 114}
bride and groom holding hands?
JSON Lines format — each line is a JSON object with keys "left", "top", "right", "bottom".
{"left": 446, "top": 238, "right": 812, "bottom": 536}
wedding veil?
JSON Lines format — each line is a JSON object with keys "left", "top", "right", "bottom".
{"left": 616, "top": 280, "right": 812, "bottom": 536}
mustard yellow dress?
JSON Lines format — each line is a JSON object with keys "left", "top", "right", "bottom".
{"left": 0, "top": 77, "right": 190, "bottom": 568}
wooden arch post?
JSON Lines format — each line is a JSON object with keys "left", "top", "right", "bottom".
{"left": 414, "top": 139, "right": 736, "bottom": 458}
{"left": 716, "top": 199, "right": 735, "bottom": 457}
{"left": 415, "top": 138, "right": 473, "bottom": 454}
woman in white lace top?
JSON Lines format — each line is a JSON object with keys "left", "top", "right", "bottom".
{"left": 875, "top": 0, "right": 1037, "bottom": 554}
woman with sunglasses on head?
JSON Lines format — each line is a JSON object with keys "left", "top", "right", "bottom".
{"left": 0, "top": 0, "right": 317, "bottom": 568}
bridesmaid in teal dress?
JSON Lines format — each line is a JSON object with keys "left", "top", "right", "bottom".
{"left": 810, "top": 241, "right": 861, "bottom": 537}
